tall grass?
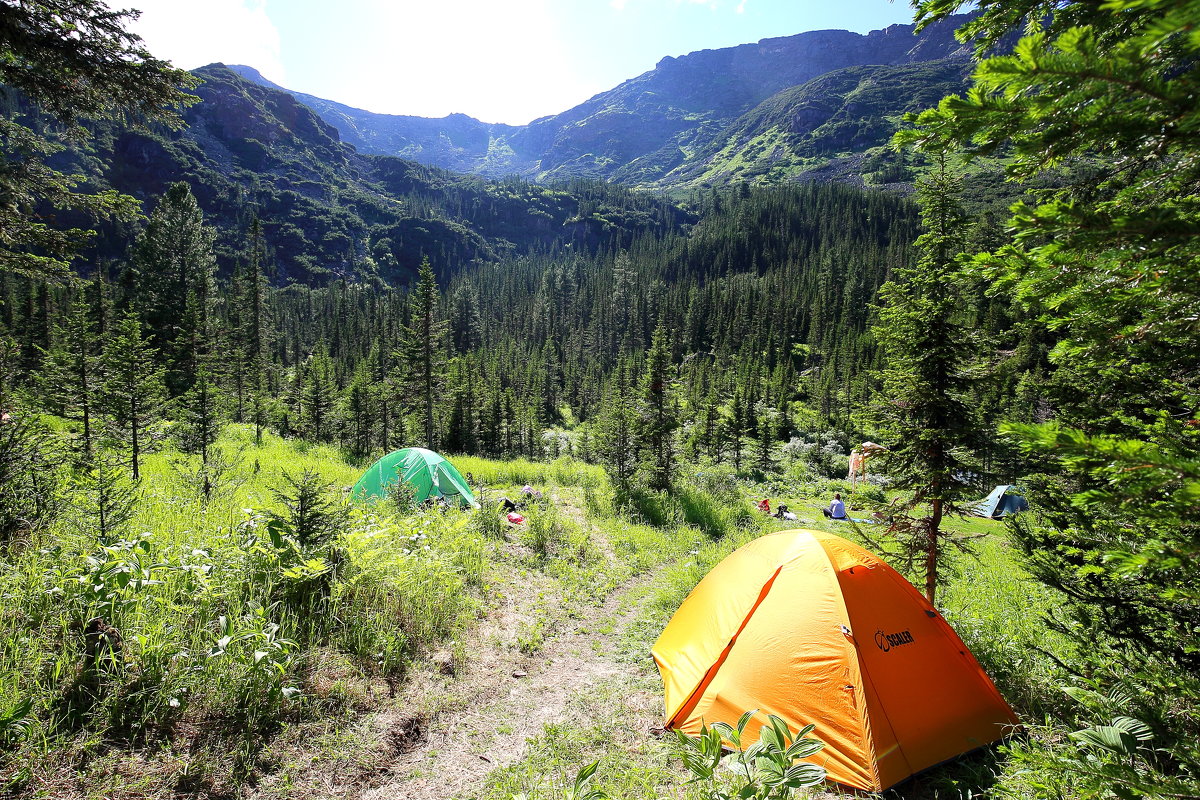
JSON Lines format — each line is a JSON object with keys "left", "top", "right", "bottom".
{"left": 0, "top": 425, "right": 490, "bottom": 797}
{"left": 452, "top": 455, "right": 605, "bottom": 490}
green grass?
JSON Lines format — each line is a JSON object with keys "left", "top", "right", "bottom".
{"left": 0, "top": 425, "right": 494, "bottom": 797}
{"left": 2, "top": 433, "right": 1081, "bottom": 799}
{"left": 451, "top": 454, "right": 605, "bottom": 491}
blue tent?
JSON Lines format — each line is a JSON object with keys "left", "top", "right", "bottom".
{"left": 972, "top": 485, "right": 1028, "bottom": 518}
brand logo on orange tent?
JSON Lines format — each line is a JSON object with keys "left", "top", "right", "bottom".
{"left": 875, "top": 629, "right": 915, "bottom": 652}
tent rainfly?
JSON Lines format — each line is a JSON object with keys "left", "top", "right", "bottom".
{"left": 971, "top": 485, "right": 1028, "bottom": 518}
{"left": 352, "top": 447, "right": 478, "bottom": 508}
{"left": 653, "top": 529, "right": 1018, "bottom": 792}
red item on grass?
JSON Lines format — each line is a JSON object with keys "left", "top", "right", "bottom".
{"left": 507, "top": 512, "right": 525, "bottom": 524}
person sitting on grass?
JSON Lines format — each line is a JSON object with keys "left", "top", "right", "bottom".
{"left": 822, "top": 492, "right": 847, "bottom": 520}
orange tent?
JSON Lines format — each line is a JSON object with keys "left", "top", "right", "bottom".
{"left": 652, "top": 529, "right": 1018, "bottom": 792}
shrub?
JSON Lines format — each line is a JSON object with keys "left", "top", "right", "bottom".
{"left": 674, "top": 711, "right": 826, "bottom": 799}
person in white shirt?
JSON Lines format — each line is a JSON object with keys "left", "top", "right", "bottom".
{"left": 822, "top": 492, "right": 847, "bottom": 520}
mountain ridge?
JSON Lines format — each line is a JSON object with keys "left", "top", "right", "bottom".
{"left": 226, "top": 13, "right": 975, "bottom": 187}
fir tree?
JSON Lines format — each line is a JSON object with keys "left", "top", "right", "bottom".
{"left": 870, "top": 155, "right": 978, "bottom": 604}
{"left": 636, "top": 326, "right": 679, "bottom": 492}
{"left": 0, "top": 1, "right": 196, "bottom": 280}
{"left": 38, "top": 296, "right": 103, "bottom": 458}
{"left": 595, "top": 388, "right": 638, "bottom": 497}
{"left": 904, "top": 2, "right": 1200, "bottom": 788}
{"left": 302, "top": 345, "right": 337, "bottom": 443}
{"left": 72, "top": 454, "right": 138, "bottom": 546}
{"left": 396, "top": 257, "right": 447, "bottom": 447}
{"left": 100, "top": 312, "right": 166, "bottom": 481}
{"left": 128, "top": 183, "right": 217, "bottom": 397}
{"left": 0, "top": 337, "right": 60, "bottom": 542}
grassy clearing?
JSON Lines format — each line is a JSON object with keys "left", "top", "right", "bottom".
{"left": 452, "top": 455, "right": 605, "bottom": 492}
{"left": 3, "top": 433, "right": 1075, "bottom": 799}
{"left": 0, "top": 425, "right": 495, "bottom": 798}
{"left": 482, "top": 475, "right": 1071, "bottom": 800}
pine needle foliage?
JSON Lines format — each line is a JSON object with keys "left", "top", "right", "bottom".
{"left": 871, "top": 155, "right": 979, "bottom": 604}
{"left": 904, "top": 0, "right": 1200, "bottom": 791}
{"left": 395, "top": 257, "right": 448, "bottom": 448}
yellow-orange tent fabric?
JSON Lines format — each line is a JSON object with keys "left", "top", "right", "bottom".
{"left": 652, "top": 529, "right": 1018, "bottom": 792}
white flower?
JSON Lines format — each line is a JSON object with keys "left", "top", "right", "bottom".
{"left": 169, "top": 698, "right": 180, "bottom": 708}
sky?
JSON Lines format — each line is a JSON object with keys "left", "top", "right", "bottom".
{"left": 123, "top": 0, "right": 920, "bottom": 126}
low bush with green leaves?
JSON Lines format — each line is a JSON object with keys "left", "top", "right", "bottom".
{"left": 674, "top": 711, "right": 826, "bottom": 800}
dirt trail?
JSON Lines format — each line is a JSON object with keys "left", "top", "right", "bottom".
{"left": 359, "top": 496, "right": 664, "bottom": 800}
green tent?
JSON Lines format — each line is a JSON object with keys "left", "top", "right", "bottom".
{"left": 352, "top": 447, "right": 478, "bottom": 508}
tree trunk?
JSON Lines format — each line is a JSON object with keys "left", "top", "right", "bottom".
{"left": 926, "top": 497, "right": 943, "bottom": 605}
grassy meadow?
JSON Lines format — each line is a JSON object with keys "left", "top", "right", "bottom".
{"left": 1, "top": 427, "right": 1075, "bottom": 799}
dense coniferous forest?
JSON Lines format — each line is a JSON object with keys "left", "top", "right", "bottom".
{"left": 1, "top": 178, "right": 1043, "bottom": 471}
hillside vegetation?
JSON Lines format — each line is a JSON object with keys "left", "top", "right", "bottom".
{"left": 0, "top": 420, "right": 1063, "bottom": 799}
{"left": 2, "top": 1, "right": 1198, "bottom": 798}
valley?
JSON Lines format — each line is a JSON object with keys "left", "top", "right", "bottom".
{"left": 0, "top": 1, "right": 1197, "bottom": 799}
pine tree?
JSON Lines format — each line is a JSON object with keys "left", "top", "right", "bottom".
{"left": 636, "top": 325, "right": 679, "bottom": 492}
{"left": 100, "top": 312, "right": 166, "bottom": 481}
{"left": 396, "top": 257, "right": 447, "bottom": 447}
{"left": 870, "top": 155, "right": 977, "bottom": 605}
{"left": 37, "top": 297, "right": 102, "bottom": 458}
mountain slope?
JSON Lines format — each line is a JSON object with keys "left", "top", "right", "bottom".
{"left": 36, "top": 65, "right": 690, "bottom": 285}
{"left": 231, "top": 14, "right": 974, "bottom": 188}
{"left": 667, "top": 58, "right": 972, "bottom": 188}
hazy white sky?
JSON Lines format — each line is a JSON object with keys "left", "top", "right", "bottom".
{"left": 123, "top": 0, "right": 920, "bottom": 125}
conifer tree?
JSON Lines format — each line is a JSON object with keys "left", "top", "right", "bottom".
{"left": 725, "top": 391, "right": 749, "bottom": 471}
{"left": 870, "top": 155, "right": 977, "bottom": 604}
{"left": 100, "top": 312, "right": 166, "bottom": 481}
{"left": 244, "top": 218, "right": 271, "bottom": 445}
{"left": 341, "top": 361, "right": 376, "bottom": 459}
{"left": 595, "top": 386, "right": 638, "bottom": 497}
{"left": 177, "top": 362, "right": 223, "bottom": 501}
{"left": 302, "top": 345, "right": 337, "bottom": 443}
{"left": 73, "top": 454, "right": 138, "bottom": 546}
{"left": 754, "top": 402, "right": 778, "bottom": 471}
{"left": 396, "top": 257, "right": 447, "bottom": 447}
{"left": 904, "top": 3, "right": 1200, "bottom": 788}
{"left": 636, "top": 325, "right": 679, "bottom": 492}
{"left": 0, "top": 337, "right": 60, "bottom": 542}
{"left": 128, "top": 183, "right": 217, "bottom": 397}
{"left": 447, "top": 280, "right": 483, "bottom": 354}
{"left": 38, "top": 297, "right": 102, "bottom": 458}
{"left": 0, "top": 0, "right": 196, "bottom": 280}
{"left": 610, "top": 252, "right": 634, "bottom": 356}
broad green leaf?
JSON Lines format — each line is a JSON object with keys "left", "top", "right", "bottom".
{"left": 1070, "top": 725, "right": 1138, "bottom": 755}
{"left": 1112, "top": 716, "right": 1153, "bottom": 741}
